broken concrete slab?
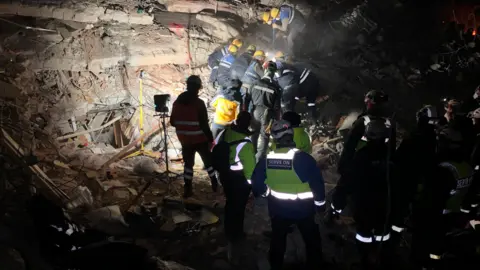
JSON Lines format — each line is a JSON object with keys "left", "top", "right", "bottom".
{"left": 85, "top": 205, "right": 130, "bottom": 235}
{"left": 196, "top": 14, "right": 240, "bottom": 41}
{"left": 163, "top": 0, "right": 235, "bottom": 14}
{"left": 171, "top": 210, "right": 192, "bottom": 224}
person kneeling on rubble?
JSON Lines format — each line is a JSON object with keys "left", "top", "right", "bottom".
{"left": 170, "top": 75, "right": 218, "bottom": 198}
{"left": 210, "top": 79, "right": 243, "bottom": 138}
{"left": 271, "top": 111, "right": 311, "bottom": 154}
{"left": 412, "top": 125, "right": 475, "bottom": 269}
{"left": 262, "top": 4, "right": 306, "bottom": 55}
{"left": 208, "top": 39, "right": 243, "bottom": 86}
{"left": 212, "top": 112, "right": 255, "bottom": 261}
{"left": 251, "top": 120, "right": 325, "bottom": 270}
{"left": 329, "top": 116, "right": 401, "bottom": 269}
{"left": 249, "top": 61, "right": 282, "bottom": 161}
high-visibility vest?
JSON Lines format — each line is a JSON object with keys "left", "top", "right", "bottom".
{"left": 440, "top": 161, "right": 474, "bottom": 214}
{"left": 171, "top": 101, "right": 208, "bottom": 145}
{"left": 265, "top": 148, "right": 313, "bottom": 200}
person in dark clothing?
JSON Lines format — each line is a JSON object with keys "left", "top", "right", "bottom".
{"left": 231, "top": 45, "right": 256, "bottom": 81}
{"left": 414, "top": 125, "right": 475, "bottom": 268}
{"left": 208, "top": 39, "right": 243, "bottom": 86}
{"left": 464, "top": 107, "right": 480, "bottom": 214}
{"left": 393, "top": 105, "right": 440, "bottom": 233}
{"left": 251, "top": 120, "right": 326, "bottom": 270}
{"left": 241, "top": 50, "right": 266, "bottom": 111}
{"left": 249, "top": 61, "right": 282, "bottom": 161}
{"left": 330, "top": 108, "right": 398, "bottom": 269}
{"left": 273, "top": 52, "right": 300, "bottom": 113}
{"left": 216, "top": 45, "right": 239, "bottom": 88}
{"left": 170, "top": 75, "right": 218, "bottom": 197}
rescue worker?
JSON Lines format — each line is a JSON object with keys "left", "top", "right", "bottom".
{"left": 292, "top": 62, "right": 328, "bottom": 122}
{"left": 251, "top": 120, "right": 325, "bottom": 270}
{"left": 208, "top": 39, "right": 243, "bottom": 85}
{"left": 273, "top": 51, "right": 300, "bottom": 113}
{"left": 216, "top": 45, "right": 239, "bottom": 88}
{"left": 170, "top": 75, "right": 218, "bottom": 197}
{"left": 330, "top": 116, "right": 399, "bottom": 269}
{"left": 262, "top": 4, "right": 306, "bottom": 55}
{"left": 241, "top": 50, "right": 267, "bottom": 111}
{"left": 210, "top": 79, "right": 243, "bottom": 138}
{"left": 465, "top": 107, "right": 480, "bottom": 214}
{"left": 271, "top": 111, "right": 312, "bottom": 154}
{"left": 231, "top": 44, "right": 256, "bottom": 81}
{"left": 394, "top": 105, "right": 439, "bottom": 236}
{"left": 414, "top": 126, "right": 474, "bottom": 268}
{"left": 213, "top": 112, "right": 256, "bottom": 261}
{"left": 249, "top": 61, "right": 282, "bottom": 161}
{"left": 441, "top": 98, "right": 475, "bottom": 160}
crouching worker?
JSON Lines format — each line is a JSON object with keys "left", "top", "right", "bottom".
{"left": 211, "top": 112, "right": 256, "bottom": 261}
{"left": 251, "top": 120, "right": 326, "bottom": 270}
{"left": 210, "top": 79, "right": 243, "bottom": 138}
{"left": 271, "top": 111, "right": 312, "bottom": 154}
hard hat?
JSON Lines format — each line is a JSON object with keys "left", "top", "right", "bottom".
{"left": 231, "top": 39, "right": 243, "bottom": 49}
{"left": 253, "top": 50, "right": 266, "bottom": 60}
{"left": 468, "top": 107, "right": 480, "bottom": 119}
{"left": 364, "top": 90, "right": 388, "bottom": 106}
{"left": 416, "top": 105, "right": 438, "bottom": 123}
{"left": 271, "top": 120, "right": 294, "bottom": 140}
{"left": 228, "top": 44, "right": 238, "bottom": 54}
{"left": 186, "top": 75, "right": 202, "bottom": 90}
{"left": 262, "top": 11, "right": 271, "bottom": 23}
{"left": 274, "top": 51, "right": 285, "bottom": 61}
{"left": 282, "top": 111, "right": 301, "bottom": 127}
{"left": 246, "top": 44, "right": 256, "bottom": 52}
{"left": 270, "top": 8, "right": 280, "bottom": 19}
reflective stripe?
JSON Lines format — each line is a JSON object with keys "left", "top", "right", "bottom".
{"left": 356, "top": 234, "right": 373, "bottom": 243}
{"left": 184, "top": 168, "right": 193, "bottom": 173}
{"left": 221, "top": 47, "right": 227, "bottom": 56}
{"left": 214, "top": 129, "right": 225, "bottom": 144}
{"left": 219, "top": 62, "right": 232, "bottom": 68}
{"left": 230, "top": 163, "right": 243, "bottom": 170}
{"left": 212, "top": 66, "right": 219, "bottom": 70}
{"left": 442, "top": 209, "right": 451, "bottom": 214}
{"left": 229, "top": 139, "right": 251, "bottom": 171}
{"left": 245, "top": 71, "right": 259, "bottom": 78}
{"left": 208, "top": 171, "right": 216, "bottom": 177}
{"left": 283, "top": 69, "right": 294, "bottom": 74}
{"left": 374, "top": 234, "right": 390, "bottom": 241}
{"left": 299, "top": 69, "right": 311, "bottom": 84}
{"left": 175, "top": 121, "right": 199, "bottom": 126}
{"left": 294, "top": 97, "right": 300, "bottom": 100}
{"left": 472, "top": 204, "right": 479, "bottom": 207}
{"left": 475, "top": 165, "right": 479, "bottom": 171}
{"left": 50, "top": 225, "right": 63, "bottom": 232}
{"left": 247, "top": 179, "right": 252, "bottom": 184}
{"left": 331, "top": 203, "right": 342, "bottom": 213}
{"left": 288, "top": 6, "right": 295, "bottom": 24}
{"left": 307, "top": 103, "right": 315, "bottom": 107}
{"left": 253, "top": 85, "right": 275, "bottom": 94}
{"left": 267, "top": 148, "right": 298, "bottom": 159}
{"left": 314, "top": 200, "right": 325, "bottom": 206}
{"left": 270, "top": 189, "right": 314, "bottom": 200}
{"left": 430, "top": 254, "right": 441, "bottom": 260}
{"left": 177, "top": 130, "right": 204, "bottom": 135}
{"left": 460, "top": 208, "right": 470, "bottom": 213}
{"left": 391, "top": 225, "right": 404, "bottom": 233}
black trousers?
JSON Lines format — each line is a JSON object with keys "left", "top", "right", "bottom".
{"left": 222, "top": 170, "right": 251, "bottom": 242}
{"left": 251, "top": 106, "right": 272, "bottom": 161}
{"left": 269, "top": 215, "right": 323, "bottom": 270}
{"left": 182, "top": 142, "right": 216, "bottom": 184}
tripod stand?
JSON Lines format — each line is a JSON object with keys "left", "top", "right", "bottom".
{"left": 156, "top": 112, "right": 182, "bottom": 183}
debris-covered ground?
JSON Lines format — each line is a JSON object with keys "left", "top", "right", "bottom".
{"left": 1, "top": 0, "right": 480, "bottom": 269}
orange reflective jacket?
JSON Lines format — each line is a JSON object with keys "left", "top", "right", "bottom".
{"left": 170, "top": 98, "right": 208, "bottom": 145}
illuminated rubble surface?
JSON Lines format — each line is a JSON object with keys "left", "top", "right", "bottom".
{"left": 0, "top": 0, "right": 479, "bottom": 269}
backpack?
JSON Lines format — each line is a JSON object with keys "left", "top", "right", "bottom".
{"left": 211, "top": 132, "right": 249, "bottom": 173}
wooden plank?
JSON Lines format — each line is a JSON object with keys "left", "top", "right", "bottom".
{"left": 56, "top": 116, "right": 122, "bottom": 141}
{"left": 113, "top": 121, "right": 125, "bottom": 148}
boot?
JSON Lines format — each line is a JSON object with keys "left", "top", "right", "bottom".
{"left": 183, "top": 180, "right": 193, "bottom": 198}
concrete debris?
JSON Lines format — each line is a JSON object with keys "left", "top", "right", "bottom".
{"left": 196, "top": 14, "right": 240, "bottom": 41}
{"left": 66, "top": 185, "right": 93, "bottom": 209}
{"left": 85, "top": 205, "right": 130, "bottom": 235}
{"left": 0, "top": 3, "right": 154, "bottom": 25}
{"left": 171, "top": 210, "right": 193, "bottom": 224}
{"left": 163, "top": 0, "right": 235, "bottom": 14}
{"left": 152, "top": 258, "right": 195, "bottom": 270}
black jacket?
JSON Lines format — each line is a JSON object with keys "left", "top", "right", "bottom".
{"left": 338, "top": 107, "right": 396, "bottom": 175}
{"left": 231, "top": 52, "right": 253, "bottom": 81}
{"left": 249, "top": 77, "right": 281, "bottom": 110}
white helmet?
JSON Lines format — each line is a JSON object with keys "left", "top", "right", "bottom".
{"left": 271, "top": 120, "right": 294, "bottom": 140}
{"left": 468, "top": 107, "right": 480, "bottom": 119}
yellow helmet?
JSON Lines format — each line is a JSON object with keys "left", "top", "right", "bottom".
{"left": 228, "top": 44, "right": 238, "bottom": 54}
{"left": 246, "top": 44, "right": 256, "bottom": 52}
{"left": 274, "top": 51, "right": 285, "bottom": 61}
{"left": 262, "top": 11, "right": 271, "bottom": 23}
{"left": 231, "top": 39, "right": 243, "bottom": 49}
{"left": 270, "top": 8, "right": 280, "bottom": 19}
{"left": 253, "top": 50, "right": 266, "bottom": 60}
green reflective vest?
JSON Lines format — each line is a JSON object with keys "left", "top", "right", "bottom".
{"left": 440, "top": 161, "right": 473, "bottom": 213}
{"left": 265, "top": 147, "right": 311, "bottom": 194}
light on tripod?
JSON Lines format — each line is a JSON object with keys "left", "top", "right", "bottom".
{"left": 154, "top": 94, "right": 171, "bottom": 113}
